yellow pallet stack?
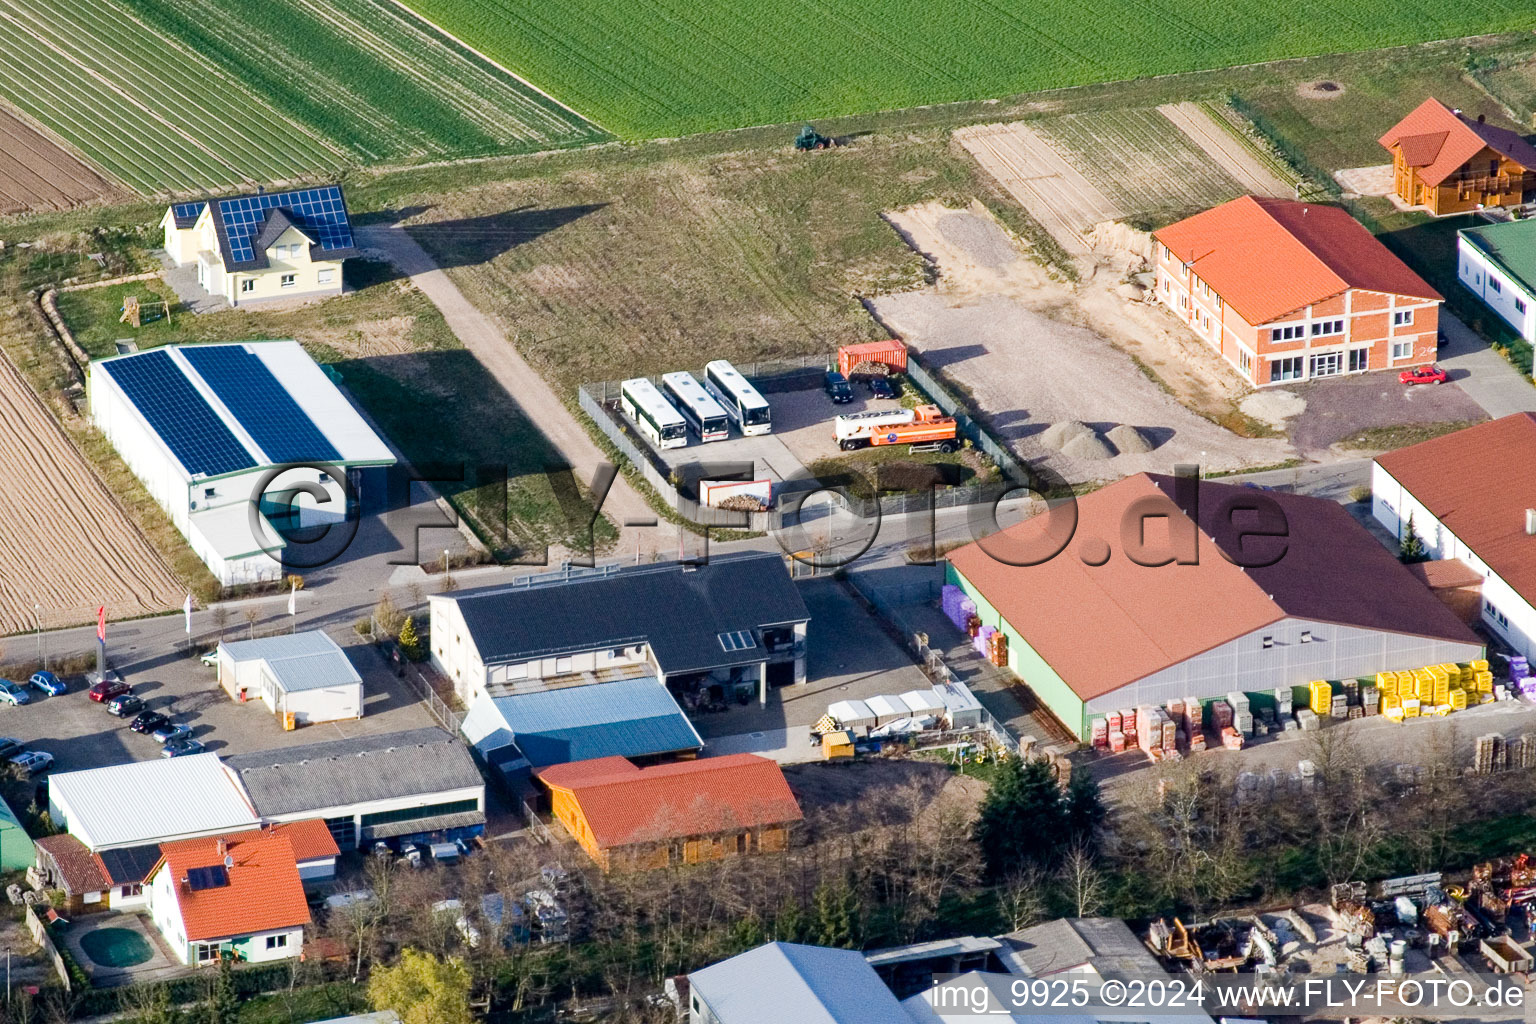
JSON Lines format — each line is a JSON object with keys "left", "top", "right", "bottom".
{"left": 1382, "top": 692, "right": 1404, "bottom": 723}
{"left": 1403, "top": 699, "right": 1422, "bottom": 719}
{"left": 1309, "top": 680, "right": 1331, "bottom": 715}
{"left": 1450, "top": 688, "right": 1469, "bottom": 711}
{"left": 1471, "top": 659, "right": 1490, "bottom": 672}
{"left": 1474, "top": 670, "right": 1494, "bottom": 693}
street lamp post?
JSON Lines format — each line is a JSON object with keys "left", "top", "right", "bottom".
{"left": 443, "top": 548, "right": 451, "bottom": 578}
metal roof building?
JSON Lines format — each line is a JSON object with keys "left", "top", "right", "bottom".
{"left": 430, "top": 553, "right": 810, "bottom": 707}
{"left": 223, "top": 728, "right": 485, "bottom": 850}
{"left": 48, "top": 754, "right": 258, "bottom": 851}
{"left": 462, "top": 675, "right": 702, "bottom": 786}
{"left": 217, "top": 630, "right": 363, "bottom": 725}
{"left": 88, "top": 340, "right": 395, "bottom": 585}
{"left": 688, "top": 942, "right": 912, "bottom": 1024}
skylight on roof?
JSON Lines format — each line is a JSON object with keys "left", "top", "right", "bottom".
{"left": 718, "top": 630, "right": 757, "bottom": 653}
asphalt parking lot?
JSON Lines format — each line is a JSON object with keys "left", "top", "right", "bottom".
{"left": 0, "top": 629, "right": 438, "bottom": 776}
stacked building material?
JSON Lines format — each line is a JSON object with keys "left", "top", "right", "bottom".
{"left": 1108, "top": 729, "right": 1126, "bottom": 753}
{"left": 1475, "top": 734, "right": 1505, "bottom": 775}
{"left": 1227, "top": 691, "right": 1252, "bottom": 734}
{"left": 1309, "top": 680, "right": 1331, "bottom": 715}
{"left": 940, "top": 585, "right": 975, "bottom": 633}
{"left": 985, "top": 629, "right": 1007, "bottom": 666}
{"left": 1295, "top": 708, "right": 1319, "bottom": 731}
{"left": 1362, "top": 685, "right": 1380, "bottom": 716}
{"left": 1119, "top": 708, "right": 1137, "bottom": 747}
{"left": 1221, "top": 726, "right": 1243, "bottom": 750}
{"left": 1518, "top": 734, "right": 1536, "bottom": 770}
{"left": 973, "top": 624, "right": 996, "bottom": 658}
{"left": 1137, "top": 705, "right": 1174, "bottom": 757}
{"left": 1091, "top": 717, "right": 1110, "bottom": 749}
{"left": 1274, "top": 687, "right": 1293, "bottom": 717}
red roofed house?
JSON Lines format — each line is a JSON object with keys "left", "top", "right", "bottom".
{"left": 537, "top": 754, "right": 802, "bottom": 871}
{"left": 146, "top": 821, "right": 336, "bottom": 966}
{"left": 1380, "top": 99, "right": 1536, "bottom": 216}
{"left": 1153, "top": 196, "right": 1441, "bottom": 387}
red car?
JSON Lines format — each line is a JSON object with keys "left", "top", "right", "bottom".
{"left": 1400, "top": 365, "right": 1448, "bottom": 386}
{"left": 87, "top": 671, "right": 132, "bottom": 703}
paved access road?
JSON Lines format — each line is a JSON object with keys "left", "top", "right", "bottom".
{"left": 1437, "top": 310, "right": 1536, "bottom": 420}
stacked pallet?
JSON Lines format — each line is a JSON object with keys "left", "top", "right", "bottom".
{"left": 1119, "top": 708, "right": 1137, "bottom": 747}
{"left": 1295, "top": 708, "right": 1320, "bottom": 731}
{"left": 1227, "top": 691, "right": 1252, "bottom": 734}
{"left": 1137, "top": 705, "right": 1175, "bottom": 760}
{"left": 1274, "top": 687, "right": 1293, "bottom": 718}
{"left": 940, "top": 585, "right": 977, "bottom": 634}
{"left": 1309, "top": 680, "right": 1331, "bottom": 715}
{"left": 985, "top": 629, "right": 1008, "bottom": 666}
{"left": 1518, "top": 733, "right": 1536, "bottom": 770}
{"left": 1475, "top": 734, "right": 1506, "bottom": 775}
{"left": 1363, "top": 685, "right": 1380, "bottom": 716}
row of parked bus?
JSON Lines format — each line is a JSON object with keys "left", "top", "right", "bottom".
{"left": 619, "top": 360, "right": 771, "bottom": 449}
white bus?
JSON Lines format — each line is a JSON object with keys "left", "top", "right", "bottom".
{"left": 704, "top": 359, "right": 771, "bottom": 436}
{"left": 661, "top": 371, "right": 730, "bottom": 442}
{"left": 620, "top": 378, "right": 688, "bottom": 449}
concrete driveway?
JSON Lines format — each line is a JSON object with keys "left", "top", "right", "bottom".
{"left": 1436, "top": 310, "right": 1536, "bottom": 419}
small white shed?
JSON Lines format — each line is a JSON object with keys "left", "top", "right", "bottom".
{"left": 864, "top": 695, "right": 909, "bottom": 726}
{"left": 897, "top": 690, "right": 945, "bottom": 718}
{"left": 218, "top": 631, "right": 363, "bottom": 726}
{"left": 828, "top": 699, "right": 877, "bottom": 734}
{"left": 934, "top": 681, "right": 983, "bottom": 729}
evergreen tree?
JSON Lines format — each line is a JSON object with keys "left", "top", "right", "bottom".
{"left": 1065, "top": 768, "right": 1107, "bottom": 848}
{"left": 397, "top": 615, "right": 422, "bottom": 660}
{"left": 1401, "top": 512, "right": 1428, "bottom": 563}
{"left": 972, "top": 756, "right": 1068, "bottom": 879}
{"left": 205, "top": 955, "right": 237, "bottom": 1024}
{"left": 812, "top": 878, "right": 858, "bottom": 948}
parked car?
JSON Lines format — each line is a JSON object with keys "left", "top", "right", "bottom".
{"left": 199, "top": 650, "right": 219, "bottom": 668}
{"left": 129, "top": 710, "right": 170, "bottom": 735}
{"left": 106, "top": 694, "right": 146, "bottom": 718}
{"left": 161, "top": 737, "right": 207, "bottom": 758}
{"left": 88, "top": 674, "right": 132, "bottom": 703}
{"left": 150, "top": 722, "right": 193, "bottom": 744}
{"left": 27, "top": 671, "right": 65, "bottom": 697}
{"left": 0, "top": 738, "right": 23, "bottom": 760}
{"left": 10, "top": 751, "right": 53, "bottom": 777}
{"left": 823, "top": 370, "right": 853, "bottom": 404}
{"left": 1400, "top": 364, "right": 1448, "bottom": 386}
{"left": 0, "top": 681, "right": 30, "bottom": 706}
{"left": 866, "top": 376, "right": 897, "bottom": 400}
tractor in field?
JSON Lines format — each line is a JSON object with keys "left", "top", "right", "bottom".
{"left": 794, "top": 123, "right": 835, "bottom": 151}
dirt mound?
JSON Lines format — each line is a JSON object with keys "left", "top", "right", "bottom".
{"left": 1106, "top": 423, "right": 1154, "bottom": 453}
{"left": 1297, "top": 80, "right": 1345, "bottom": 100}
{"left": 937, "top": 211, "right": 1019, "bottom": 268}
{"left": 1038, "top": 420, "right": 1094, "bottom": 450}
{"left": 1061, "top": 431, "right": 1115, "bottom": 460}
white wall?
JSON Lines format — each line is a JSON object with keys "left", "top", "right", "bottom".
{"left": 261, "top": 785, "right": 485, "bottom": 849}
{"left": 89, "top": 367, "right": 190, "bottom": 534}
{"left": 429, "top": 598, "right": 485, "bottom": 702}
{"left": 1458, "top": 236, "right": 1536, "bottom": 345}
{"left": 1372, "top": 463, "right": 1536, "bottom": 660}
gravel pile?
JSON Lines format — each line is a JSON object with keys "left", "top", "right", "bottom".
{"left": 1060, "top": 431, "right": 1115, "bottom": 460}
{"left": 1106, "top": 424, "right": 1154, "bottom": 454}
{"left": 938, "top": 211, "right": 1018, "bottom": 268}
{"left": 1038, "top": 420, "right": 1094, "bottom": 451}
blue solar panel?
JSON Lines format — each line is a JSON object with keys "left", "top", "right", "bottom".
{"left": 171, "top": 201, "right": 205, "bottom": 222}
{"left": 181, "top": 345, "right": 341, "bottom": 464}
{"left": 216, "top": 187, "right": 353, "bottom": 265}
{"left": 103, "top": 350, "right": 255, "bottom": 477}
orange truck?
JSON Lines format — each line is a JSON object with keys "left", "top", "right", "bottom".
{"left": 834, "top": 404, "right": 958, "bottom": 452}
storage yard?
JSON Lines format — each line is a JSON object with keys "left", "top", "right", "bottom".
{"left": 0, "top": 327, "right": 183, "bottom": 634}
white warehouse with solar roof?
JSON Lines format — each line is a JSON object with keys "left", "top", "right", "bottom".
{"left": 89, "top": 340, "right": 395, "bottom": 585}
{"left": 160, "top": 186, "right": 358, "bottom": 307}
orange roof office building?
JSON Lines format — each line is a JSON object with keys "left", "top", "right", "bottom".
{"left": 944, "top": 474, "right": 1482, "bottom": 740}
{"left": 1153, "top": 197, "right": 1441, "bottom": 387}
{"left": 1373, "top": 414, "right": 1536, "bottom": 662}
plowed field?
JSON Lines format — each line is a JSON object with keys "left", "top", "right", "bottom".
{"left": 0, "top": 107, "right": 117, "bottom": 215}
{"left": 0, "top": 349, "right": 181, "bottom": 635}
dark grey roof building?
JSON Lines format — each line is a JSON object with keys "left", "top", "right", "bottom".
{"left": 430, "top": 553, "right": 810, "bottom": 708}
{"left": 223, "top": 728, "right": 485, "bottom": 850}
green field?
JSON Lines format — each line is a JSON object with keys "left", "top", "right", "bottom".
{"left": 397, "top": 0, "right": 1536, "bottom": 138}
{"left": 0, "top": 0, "right": 605, "bottom": 195}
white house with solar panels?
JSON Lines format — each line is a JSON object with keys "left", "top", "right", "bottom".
{"left": 88, "top": 340, "right": 395, "bottom": 585}
{"left": 160, "top": 186, "right": 357, "bottom": 307}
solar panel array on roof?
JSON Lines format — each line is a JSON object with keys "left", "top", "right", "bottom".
{"left": 186, "top": 864, "right": 230, "bottom": 891}
{"left": 96, "top": 843, "right": 162, "bottom": 885}
{"left": 103, "top": 350, "right": 255, "bottom": 477}
{"left": 181, "top": 345, "right": 340, "bottom": 463}
{"left": 171, "top": 201, "right": 205, "bottom": 222}
{"left": 218, "top": 187, "right": 352, "bottom": 265}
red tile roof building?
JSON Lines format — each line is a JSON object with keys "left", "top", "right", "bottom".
{"left": 1380, "top": 99, "right": 1536, "bottom": 215}
{"left": 147, "top": 822, "right": 334, "bottom": 965}
{"left": 1152, "top": 196, "right": 1441, "bottom": 387}
{"left": 944, "top": 473, "right": 1483, "bottom": 739}
{"left": 537, "top": 755, "right": 802, "bottom": 871}
{"left": 1372, "top": 413, "right": 1536, "bottom": 659}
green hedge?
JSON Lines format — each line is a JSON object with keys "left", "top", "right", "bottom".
{"left": 72, "top": 959, "right": 293, "bottom": 1018}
